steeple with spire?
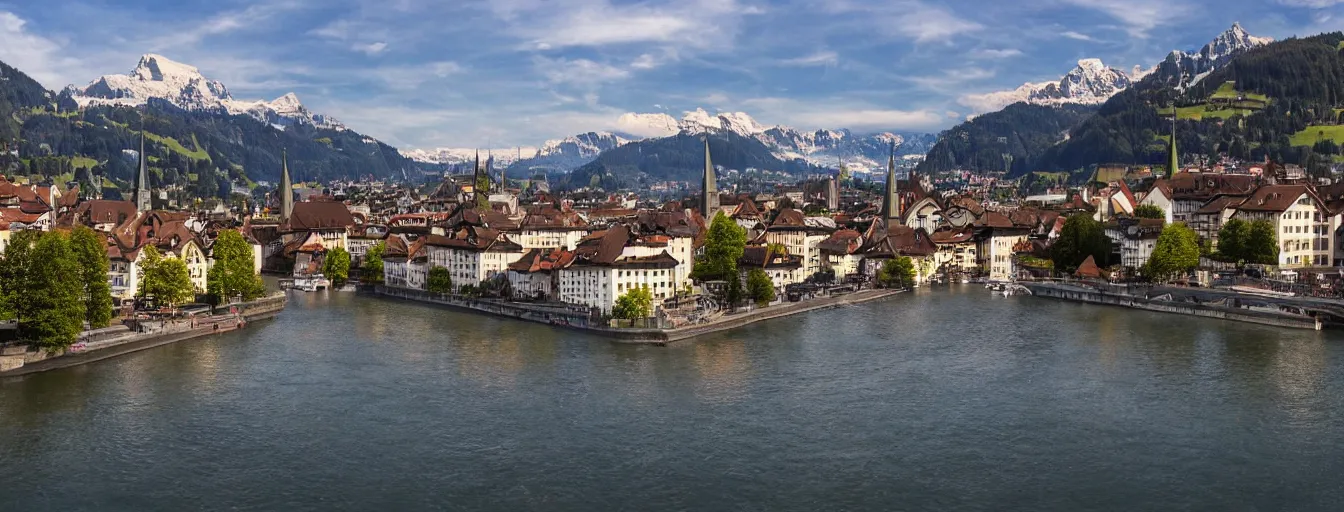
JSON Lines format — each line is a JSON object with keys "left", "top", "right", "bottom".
{"left": 280, "top": 148, "right": 293, "bottom": 222}
{"left": 882, "top": 141, "right": 900, "bottom": 231}
{"left": 134, "top": 118, "right": 152, "bottom": 212}
{"left": 1168, "top": 105, "right": 1179, "bottom": 178}
{"left": 472, "top": 149, "right": 484, "bottom": 207}
{"left": 701, "top": 136, "right": 719, "bottom": 219}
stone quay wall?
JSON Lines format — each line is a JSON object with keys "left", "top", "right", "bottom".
{"left": 1022, "top": 283, "right": 1322, "bottom": 330}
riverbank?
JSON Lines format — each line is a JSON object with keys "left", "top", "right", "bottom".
{"left": 0, "top": 295, "right": 287, "bottom": 378}
{"left": 1021, "top": 282, "right": 1324, "bottom": 330}
{"left": 373, "top": 286, "right": 904, "bottom": 345}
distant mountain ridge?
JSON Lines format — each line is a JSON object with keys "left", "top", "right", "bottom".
{"left": 64, "top": 54, "right": 344, "bottom": 131}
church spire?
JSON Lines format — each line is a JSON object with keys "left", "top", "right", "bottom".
{"left": 472, "top": 149, "right": 483, "bottom": 207}
{"left": 882, "top": 140, "right": 900, "bottom": 231}
{"left": 280, "top": 148, "right": 293, "bottom": 222}
{"left": 701, "top": 136, "right": 719, "bottom": 219}
{"left": 1168, "top": 106, "right": 1179, "bottom": 178}
{"left": 134, "top": 111, "right": 151, "bottom": 212}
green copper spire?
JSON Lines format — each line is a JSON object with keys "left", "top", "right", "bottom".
{"left": 280, "top": 148, "right": 293, "bottom": 222}
{"left": 1169, "top": 106, "right": 1179, "bottom": 178}
{"left": 701, "top": 136, "right": 718, "bottom": 218}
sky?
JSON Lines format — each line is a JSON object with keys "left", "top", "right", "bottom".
{"left": 1, "top": 0, "right": 1342, "bottom": 150}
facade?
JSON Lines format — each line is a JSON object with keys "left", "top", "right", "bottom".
{"left": 1232, "top": 185, "right": 1335, "bottom": 268}
{"left": 1105, "top": 219, "right": 1165, "bottom": 271}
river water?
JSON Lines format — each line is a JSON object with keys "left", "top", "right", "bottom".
{"left": 2, "top": 287, "right": 1343, "bottom": 511}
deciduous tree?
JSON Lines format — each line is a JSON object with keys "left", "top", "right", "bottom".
{"left": 1245, "top": 219, "right": 1280, "bottom": 265}
{"left": 691, "top": 212, "right": 747, "bottom": 282}
{"left": 613, "top": 285, "right": 654, "bottom": 320}
{"left": 362, "top": 241, "right": 386, "bottom": 283}
{"left": 877, "top": 256, "right": 916, "bottom": 289}
{"left": 1051, "top": 214, "right": 1112, "bottom": 271}
{"left": 1134, "top": 204, "right": 1166, "bottom": 220}
{"left": 22, "top": 232, "right": 86, "bottom": 348}
{"left": 427, "top": 266, "right": 453, "bottom": 293}
{"left": 70, "top": 225, "right": 113, "bottom": 328}
{"left": 1143, "top": 223, "right": 1201, "bottom": 281}
{"left": 207, "top": 229, "right": 266, "bottom": 302}
{"left": 746, "top": 268, "right": 775, "bottom": 306}
{"left": 138, "top": 246, "right": 195, "bottom": 307}
{"left": 1217, "top": 218, "right": 1250, "bottom": 262}
{"left": 322, "top": 247, "right": 351, "bottom": 287}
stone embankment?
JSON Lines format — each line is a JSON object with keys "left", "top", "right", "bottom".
{"left": 374, "top": 286, "right": 903, "bottom": 345}
{"left": 0, "top": 294, "right": 287, "bottom": 378}
{"left": 1021, "top": 282, "right": 1323, "bottom": 330}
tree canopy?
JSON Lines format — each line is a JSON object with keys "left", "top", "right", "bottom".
{"left": 1051, "top": 215, "right": 1112, "bottom": 271}
{"left": 1244, "top": 219, "right": 1280, "bottom": 265}
{"left": 613, "top": 285, "right": 654, "bottom": 320}
{"left": 692, "top": 212, "right": 747, "bottom": 282}
{"left": 71, "top": 226, "right": 114, "bottom": 328}
{"left": 138, "top": 246, "right": 196, "bottom": 307}
{"left": 1217, "top": 218, "right": 1250, "bottom": 262}
{"left": 1143, "top": 223, "right": 1201, "bottom": 281}
{"left": 207, "top": 229, "right": 266, "bottom": 302}
{"left": 323, "top": 247, "right": 351, "bottom": 287}
{"left": 1134, "top": 204, "right": 1166, "bottom": 220}
{"left": 362, "top": 241, "right": 386, "bottom": 283}
{"left": 427, "top": 266, "right": 453, "bottom": 294}
{"left": 746, "top": 268, "right": 776, "bottom": 306}
{"left": 877, "top": 257, "right": 917, "bottom": 289}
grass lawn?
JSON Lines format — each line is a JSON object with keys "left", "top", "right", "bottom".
{"left": 144, "top": 132, "right": 211, "bottom": 162}
{"left": 71, "top": 156, "right": 98, "bottom": 169}
{"left": 1172, "top": 104, "right": 1256, "bottom": 120}
{"left": 1290, "top": 125, "right": 1344, "bottom": 147}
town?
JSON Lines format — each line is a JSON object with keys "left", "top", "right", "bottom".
{"left": 3, "top": 111, "right": 1342, "bottom": 367}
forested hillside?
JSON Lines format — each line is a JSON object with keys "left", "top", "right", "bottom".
{"left": 0, "top": 58, "right": 412, "bottom": 199}
{"left": 1032, "top": 33, "right": 1344, "bottom": 176}
{"left": 916, "top": 104, "right": 1096, "bottom": 175}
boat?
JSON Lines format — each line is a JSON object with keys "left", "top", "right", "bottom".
{"left": 285, "top": 274, "right": 331, "bottom": 292}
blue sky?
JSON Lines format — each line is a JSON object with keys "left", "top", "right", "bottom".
{"left": 1, "top": 0, "right": 1342, "bottom": 150}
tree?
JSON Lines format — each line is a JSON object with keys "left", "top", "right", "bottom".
{"left": 613, "top": 285, "right": 654, "bottom": 321}
{"left": 138, "top": 246, "right": 195, "bottom": 307}
{"left": 1245, "top": 219, "right": 1280, "bottom": 265}
{"left": 362, "top": 241, "right": 386, "bottom": 283}
{"left": 691, "top": 212, "right": 747, "bottom": 281}
{"left": 877, "top": 257, "right": 916, "bottom": 289}
{"left": 746, "top": 268, "right": 776, "bottom": 306}
{"left": 1142, "top": 223, "right": 1201, "bottom": 282}
{"left": 427, "top": 266, "right": 453, "bottom": 293}
{"left": 207, "top": 229, "right": 266, "bottom": 302}
{"left": 1217, "top": 218, "right": 1250, "bottom": 262}
{"left": 21, "top": 232, "right": 86, "bottom": 348}
{"left": 1051, "top": 214, "right": 1112, "bottom": 271}
{"left": 0, "top": 230, "right": 42, "bottom": 321}
{"left": 70, "top": 226, "right": 113, "bottom": 328}
{"left": 322, "top": 247, "right": 351, "bottom": 287}
{"left": 1134, "top": 204, "right": 1166, "bottom": 220}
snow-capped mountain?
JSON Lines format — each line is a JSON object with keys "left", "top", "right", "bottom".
{"left": 65, "top": 54, "right": 345, "bottom": 130}
{"left": 960, "top": 59, "right": 1135, "bottom": 113}
{"left": 1153, "top": 23, "right": 1273, "bottom": 89}
{"left": 400, "top": 147, "right": 538, "bottom": 166}
{"left": 959, "top": 23, "right": 1270, "bottom": 114}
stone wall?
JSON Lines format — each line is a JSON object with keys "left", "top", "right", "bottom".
{"left": 1024, "top": 284, "right": 1322, "bottom": 330}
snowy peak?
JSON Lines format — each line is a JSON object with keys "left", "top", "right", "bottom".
{"left": 68, "top": 54, "right": 343, "bottom": 131}
{"left": 1159, "top": 23, "right": 1272, "bottom": 88}
{"left": 538, "top": 132, "right": 629, "bottom": 158}
{"left": 960, "top": 58, "right": 1133, "bottom": 113}
{"left": 615, "top": 112, "right": 680, "bottom": 139}
{"left": 961, "top": 23, "right": 1272, "bottom": 113}
{"left": 678, "top": 109, "right": 768, "bottom": 137}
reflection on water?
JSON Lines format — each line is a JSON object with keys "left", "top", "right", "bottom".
{"left": 3, "top": 287, "right": 1344, "bottom": 511}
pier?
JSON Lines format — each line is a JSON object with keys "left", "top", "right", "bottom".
{"left": 1021, "top": 281, "right": 1329, "bottom": 330}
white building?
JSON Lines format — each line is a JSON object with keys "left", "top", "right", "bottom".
{"left": 1232, "top": 185, "right": 1335, "bottom": 268}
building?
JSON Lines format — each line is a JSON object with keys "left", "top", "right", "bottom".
{"left": 556, "top": 226, "right": 680, "bottom": 314}
{"left": 421, "top": 227, "right": 525, "bottom": 288}
{"left": 1232, "top": 185, "right": 1334, "bottom": 268}
{"left": 1105, "top": 218, "right": 1165, "bottom": 271}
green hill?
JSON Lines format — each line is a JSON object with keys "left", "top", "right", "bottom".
{"left": 915, "top": 103, "right": 1096, "bottom": 176}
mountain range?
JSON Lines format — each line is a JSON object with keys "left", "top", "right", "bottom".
{"left": 63, "top": 54, "right": 344, "bottom": 131}
{"left": 920, "top": 23, "right": 1275, "bottom": 177}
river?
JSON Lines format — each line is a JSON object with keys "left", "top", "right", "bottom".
{"left": 2, "top": 286, "right": 1343, "bottom": 510}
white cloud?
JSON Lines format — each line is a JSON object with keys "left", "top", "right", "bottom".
{"left": 780, "top": 50, "right": 839, "bottom": 67}
{"left": 894, "top": 3, "right": 983, "bottom": 43}
{"left": 495, "top": 0, "right": 757, "bottom": 50}
{"left": 906, "top": 67, "right": 996, "bottom": 89}
{"left": 973, "top": 48, "right": 1023, "bottom": 58}
{"left": 631, "top": 53, "right": 659, "bottom": 69}
{"left": 1060, "top": 31, "right": 1096, "bottom": 41}
{"left": 354, "top": 42, "right": 389, "bottom": 55}
{"left": 740, "top": 97, "right": 948, "bottom": 131}
{"left": 0, "top": 11, "right": 82, "bottom": 88}
{"left": 1060, "top": 0, "right": 1188, "bottom": 38}
{"left": 534, "top": 56, "right": 630, "bottom": 85}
